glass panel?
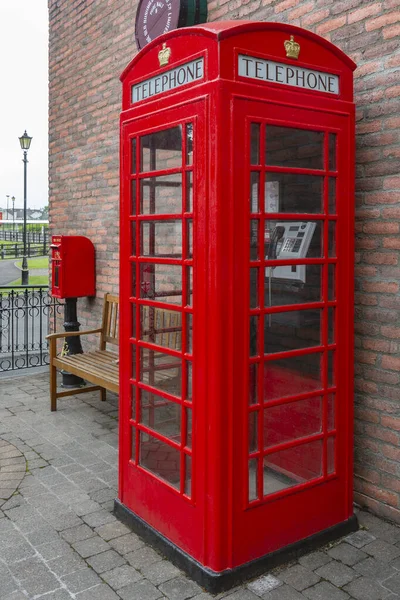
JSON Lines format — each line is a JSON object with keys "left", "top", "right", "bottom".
{"left": 327, "top": 394, "right": 335, "bottom": 430}
{"left": 140, "top": 306, "right": 182, "bottom": 351}
{"left": 264, "top": 397, "right": 322, "bottom": 448}
{"left": 140, "top": 349, "right": 181, "bottom": 397}
{"left": 265, "top": 174, "right": 323, "bottom": 214}
{"left": 250, "top": 172, "right": 260, "bottom": 213}
{"left": 250, "top": 268, "right": 259, "bottom": 309}
{"left": 132, "top": 264, "right": 137, "bottom": 296}
{"left": 131, "top": 138, "right": 137, "bottom": 174}
{"left": 328, "top": 351, "right": 335, "bottom": 386}
{"left": 329, "top": 134, "right": 336, "bottom": 171}
{"left": 186, "top": 171, "right": 193, "bottom": 212}
{"left": 265, "top": 220, "right": 322, "bottom": 260}
{"left": 250, "top": 123, "right": 260, "bottom": 165}
{"left": 131, "top": 344, "right": 137, "bottom": 380}
{"left": 186, "top": 219, "right": 193, "bottom": 258}
{"left": 131, "top": 221, "right": 136, "bottom": 256}
{"left": 328, "top": 308, "right": 335, "bottom": 344}
{"left": 140, "top": 263, "right": 182, "bottom": 304}
{"left": 139, "top": 433, "right": 180, "bottom": 489}
{"left": 140, "top": 389, "right": 181, "bottom": 442}
{"left": 131, "top": 180, "right": 137, "bottom": 215}
{"left": 250, "top": 220, "right": 259, "bottom": 260}
{"left": 131, "top": 385, "right": 137, "bottom": 420}
{"left": 186, "top": 313, "right": 193, "bottom": 354}
{"left": 186, "top": 123, "right": 193, "bottom": 166}
{"left": 185, "top": 454, "right": 192, "bottom": 496}
{"left": 264, "top": 354, "right": 322, "bottom": 402}
{"left": 249, "top": 458, "right": 258, "bottom": 501}
{"left": 249, "top": 363, "right": 258, "bottom": 405}
{"left": 264, "top": 310, "right": 322, "bottom": 354}
{"left": 140, "top": 173, "right": 182, "bottom": 214}
{"left": 250, "top": 316, "right": 259, "bottom": 357}
{"left": 249, "top": 411, "right": 258, "bottom": 452}
{"left": 266, "top": 126, "right": 324, "bottom": 170}
{"left": 186, "top": 266, "right": 193, "bottom": 306}
{"left": 141, "top": 126, "right": 182, "bottom": 172}
{"left": 140, "top": 221, "right": 182, "bottom": 258}
{"left": 131, "top": 302, "right": 136, "bottom": 339}
{"left": 264, "top": 439, "right": 323, "bottom": 495}
{"left": 328, "top": 221, "right": 336, "bottom": 257}
{"left": 131, "top": 427, "right": 136, "bottom": 461}
{"left": 186, "top": 408, "right": 192, "bottom": 449}
{"left": 328, "top": 264, "right": 335, "bottom": 300}
{"left": 329, "top": 178, "right": 336, "bottom": 213}
{"left": 265, "top": 264, "right": 322, "bottom": 307}
{"left": 186, "top": 361, "right": 192, "bottom": 401}
{"left": 327, "top": 436, "right": 335, "bottom": 474}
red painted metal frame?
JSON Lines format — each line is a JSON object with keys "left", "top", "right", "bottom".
{"left": 119, "top": 21, "right": 355, "bottom": 573}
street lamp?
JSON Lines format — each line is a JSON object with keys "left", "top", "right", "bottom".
{"left": 19, "top": 130, "right": 32, "bottom": 286}
{"left": 11, "top": 196, "right": 15, "bottom": 239}
{"left": 6, "top": 195, "right": 9, "bottom": 220}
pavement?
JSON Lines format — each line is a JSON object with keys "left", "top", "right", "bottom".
{"left": 0, "top": 371, "right": 399, "bottom": 600}
{"left": 0, "top": 260, "right": 21, "bottom": 285}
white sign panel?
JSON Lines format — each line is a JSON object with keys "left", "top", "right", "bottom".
{"left": 132, "top": 58, "right": 204, "bottom": 103}
{"left": 238, "top": 54, "right": 339, "bottom": 95}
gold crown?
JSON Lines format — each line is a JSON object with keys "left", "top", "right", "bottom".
{"left": 284, "top": 35, "right": 300, "bottom": 60}
{"left": 158, "top": 43, "right": 171, "bottom": 67}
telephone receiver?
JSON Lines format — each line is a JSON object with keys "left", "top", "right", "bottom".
{"left": 268, "top": 225, "right": 285, "bottom": 260}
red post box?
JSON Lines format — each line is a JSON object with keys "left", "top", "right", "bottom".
{"left": 50, "top": 235, "right": 95, "bottom": 299}
{"left": 117, "top": 21, "right": 357, "bottom": 592}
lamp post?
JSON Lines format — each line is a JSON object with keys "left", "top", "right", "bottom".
{"left": 6, "top": 195, "right": 9, "bottom": 220}
{"left": 12, "top": 196, "right": 15, "bottom": 239}
{"left": 19, "top": 130, "right": 32, "bottom": 286}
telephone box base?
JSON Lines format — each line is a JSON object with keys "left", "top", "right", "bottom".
{"left": 114, "top": 499, "right": 358, "bottom": 594}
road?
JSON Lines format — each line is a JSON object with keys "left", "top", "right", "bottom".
{"left": 0, "top": 259, "right": 20, "bottom": 285}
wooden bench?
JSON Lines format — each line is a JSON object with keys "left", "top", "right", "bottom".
{"left": 47, "top": 293, "right": 119, "bottom": 411}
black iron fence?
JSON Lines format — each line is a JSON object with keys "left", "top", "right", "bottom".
{"left": 0, "top": 286, "right": 63, "bottom": 372}
{"left": 0, "top": 241, "right": 48, "bottom": 260}
{"left": 0, "top": 231, "right": 49, "bottom": 244}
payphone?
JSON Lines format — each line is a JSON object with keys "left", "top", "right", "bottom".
{"left": 117, "top": 21, "right": 356, "bottom": 592}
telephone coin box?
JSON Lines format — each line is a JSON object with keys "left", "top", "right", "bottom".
{"left": 50, "top": 235, "right": 95, "bottom": 299}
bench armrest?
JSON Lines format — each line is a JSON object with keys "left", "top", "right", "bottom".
{"left": 46, "top": 328, "right": 103, "bottom": 341}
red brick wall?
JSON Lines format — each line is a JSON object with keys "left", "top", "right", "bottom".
{"left": 49, "top": 0, "right": 400, "bottom": 522}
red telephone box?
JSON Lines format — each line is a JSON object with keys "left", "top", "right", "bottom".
{"left": 50, "top": 235, "right": 95, "bottom": 299}
{"left": 117, "top": 21, "right": 357, "bottom": 591}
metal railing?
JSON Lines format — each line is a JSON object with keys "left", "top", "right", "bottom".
{"left": 0, "top": 286, "right": 63, "bottom": 372}
{"left": 0, "top": 241, "right": 48, "bottom": 260}
{"left": 0, "top": 231, "right": 49, "bottom": 243}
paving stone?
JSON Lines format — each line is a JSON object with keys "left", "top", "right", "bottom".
{"left": 37, "top": 539, "right": 72, "bottom": 561}
{"left": 125, "top": 545, "right": 163, "bottom": 569}
{"left": 109, "top": 532, "right": 145, "bottom": 554}
{"left": 26, "top": 525, "right": 60, "bottom": 546}
{"left": 86, "top": 549, "right": 126, "bottom": 573}
{"left": 102, "top": 564, "right": 143, "bottom": 589}
{"left": 354, "top": 557, "right": 397, "bottom": 582}
{"left": 75, "top": 583, "right": 120, "bottom": 600}
{"left": 141, "top": 560, "right": 181, "bottom": 585}
{"left": 279, "top": 564, "right": 321, "bottom": 591}
{"left": 327, "top": 542, "right": 368, "bottom": 566}
{"left": 315, "top": 559, "right": 357, "bottom": 587}
{"left": 60, "top": 523, "right": 96, "bottom": 544}
{"left": 95, "top": 520, "right": 131, "bottom": 541}
{"left": 346, "top": 530, "right": 377, "bottom": 548}
{"left": 118, "top": 578, "right": 163, "bottom": 600}
{"left": 18, "top": 571, "right": 61, "bottom": 597}
{"left": 72, "top": 535, "right": 111, "bottom": 558}
{"left": 357, "top": 514, "right": 400, "bottom": 545}
{"left": 0, "top": 575, "right": 20, "bottom": 597}
{"left": 223, "top": 589, "right": 264, "bottom": 600}
{"left": 299, "top": 551, "right": 332, "bottom": 570}
{"left": 343, "top": 576, "right": 392, "bottom": 600}
{"left": 61, "top": 567, "right": 102, "bottom": 594}
{"left": 82, "top": 509, "right": 117, "bottom": 529}
{"left": 190, "top": 594, "right": 215, "bottom": 600}
{"left": 383, "top": 573, "right": 400, "bottom": 594}
{"left": 364, "top": 540, "right": 400, "bottom": 563}
{"left": 46, "top": 551, "right": 86, "bottom": 576}
{"left": 263, "top": 585, "right": 307, "bottom": 600}
{"left": 247, "top": 574, "right": 282, "bottom": 595}
{"left": 35, "top": 589, "right": 74, "bottom": 599}
{"left": 0, "top": 541, "right": 36, "bottom": 563}
{"left": 302, "top": 581, "right": 350, "bottom": 600}
{"left": 2, "top": 593, "right": 29, "bottom": 600}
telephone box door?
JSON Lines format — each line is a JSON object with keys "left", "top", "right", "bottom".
{"left": 119, "top": 100, "right": 207, "bottom": 561}
{"left": 232, "top": 99, "right": 354, "bottom": 564}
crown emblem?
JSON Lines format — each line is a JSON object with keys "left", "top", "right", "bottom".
{"left": 284, "top": 35, "right": 300, "bottom": 60}
{"left": 158, "top": 43, "right": 171, "bottom": 67}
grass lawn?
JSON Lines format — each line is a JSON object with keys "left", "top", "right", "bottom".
{"left": 5, "top": 275, "right": 49, "bottom": 288}
{"left": 15, "top": 256, "right": 49, "bottom": 269}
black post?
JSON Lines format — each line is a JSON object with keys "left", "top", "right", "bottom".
{"left": 21, "top": 150, "right": 29, "bottom": 285}
{"left": 61, "top": 297, "right": 85, "bottom": 388}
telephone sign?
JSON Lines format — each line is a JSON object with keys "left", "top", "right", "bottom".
{"left": 118, "top": 21, "right": 357, "bottom": 592}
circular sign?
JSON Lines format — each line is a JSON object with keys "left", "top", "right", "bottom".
{"left": 135, "top": 0, "right": 208, "bottom": 50}
{"left": 135, "top": 0, "right": 181, "bottom": 50}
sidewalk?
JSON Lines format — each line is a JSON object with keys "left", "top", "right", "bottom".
{"left": 0, "top": 371, "right": 399, "bottom": 600}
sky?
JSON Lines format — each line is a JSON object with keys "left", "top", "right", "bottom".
{"left": 0, "top": 1, "right": 48, "bottom": 212}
